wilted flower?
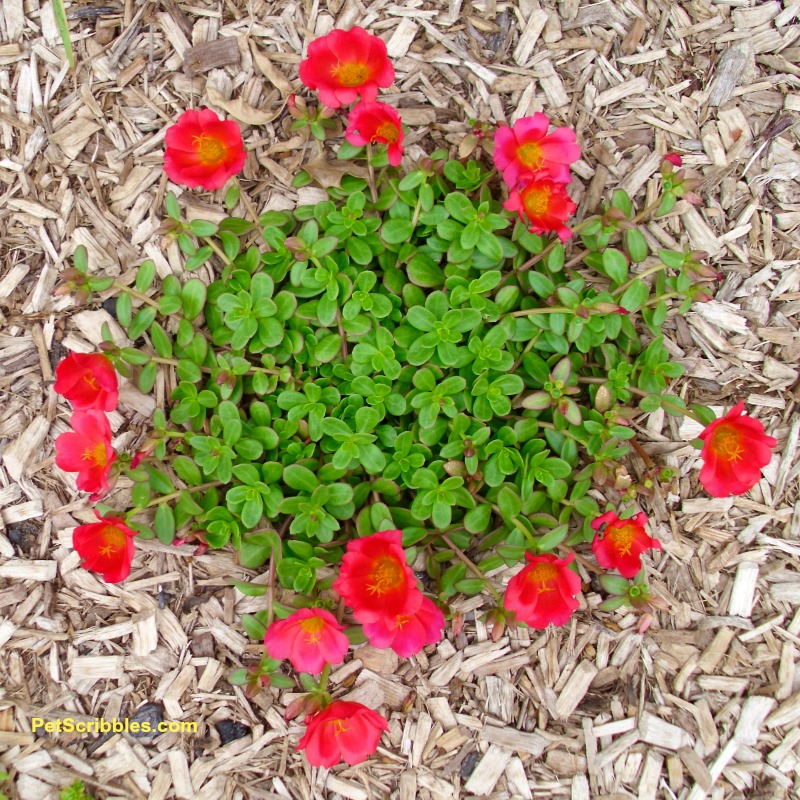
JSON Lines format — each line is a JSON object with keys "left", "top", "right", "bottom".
{"left": 298, "top": 26, "right": 394, "bottom": 109}
{"left": 345, "top": 101, "right": 404, "bottom": 166}
{"left": 698, "top": 402, "right": 777, "bottom": 497}
{"left": 54, "top": 410, "right": 116, "bottom": 499}
{"left": 163, "top": 108, "right": 246, "bottom": 191}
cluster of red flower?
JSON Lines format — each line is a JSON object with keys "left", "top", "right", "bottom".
{"left": 299, "top": 26, "right": 404, "bottom": 166}
{"left": 492, "top": 114, "right": 581, "bottom": 241}
{"left": 53, "top": 353, "right": 138, "bottom": 582}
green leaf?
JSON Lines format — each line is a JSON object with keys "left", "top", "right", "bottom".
{"left": 189, "top": 219, "right": 219, "bottom": 237}
{"left": 602, "top": 249, "right": 628, "bottom": 284}
{"left": 150, "top": 322, "right": 173, "bottom": 358}
{"left": 624, "top": 228, "right": 648, "bottom": 263}
{"left": 283, "top": 464, "right": 319, "bottom": 493}
{"left": 135, "top": 260, "right": 156, "bottom": 293}
{"left": 444, "top": 193, "right": 476, "bottom": 224}
{"left": 619, "top": 279, "right": 649, "bottom": 312}
{"left": 52, "top": 0, "right": 75, "bottom": 68}
{"left": 314, "top": 334, "right": 342, "bottom": 363}
{"left": 241, "top": 613, "right": 267, "bottom": 641}
{"left": 182, "top": 279, "right": 207, "bottom": 321}
{"left": 382, "top": 219, "right": 414, "bottom": 244}
{"left": 154, "top": 505, "right": 175, "bottom": 545}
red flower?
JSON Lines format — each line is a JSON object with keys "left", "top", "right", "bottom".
{"left": 591, "top": 511, "right": 662, "bottom": 579}
{"left": 493, "top": 114, "right": 580, "bottom": 187}
{"left": 264, "top": 608, "right": 349, "bottom": 674}
{"left": 332, "top": 530, "right": 422, "bottom": 621}
{"left": 361, "top": 596, "right": 444, "bottom": 658}
{"left": 503, "top": 552, "right": 581, "bottom": 629}
{"left": 163, "top": 108, "right": 246, "bottom": 191}
{"left": 54, "top": 411, "right": 116, "bottom": 499}
{"left": 698, "top": 402, "right": 777, "bottom": 497}
{"left": 345, "top": 102, "right": 404, "bottom": 166}
{"left": 73, "top": 511, "right": 137, "bottom": 583}
{"left": 297, "top": 700, "right": 388, "bottom": 767}
{"left": 298, "top": 26, "right": 395, "bottom": 109}
{"left": 505, "top": 177, "right": 577, "bottom": 242}
{"left": 663, "top": 153, "right": 682, "bottom": 167}
{"left": 54, "top": 352, "right": 119, "bottom": 412}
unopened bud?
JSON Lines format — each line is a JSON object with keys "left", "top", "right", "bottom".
{"left": 663, "top": 153, "right": 682, "bottom": 168}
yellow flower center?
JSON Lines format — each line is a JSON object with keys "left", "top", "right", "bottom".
{"left": 97, "top": 525, "right": 126, "bottom": 558}
{"left": 522, "top": 185, "right": 551, "bottom": 217}
{"left": 367, "top": 557, "right": 404, "bottom": 597}
{"left": 607, "top": 523, "right": 637, "bottom": 557}
{"left": 517, "top": 142, "right": 543, "bottom": 169}
{"left": 81, "top": 441, "right": 108, "bottom": 467}
{"left": 395, "top": 615, "right": 410, "bottom": 630}
{"left": 333, "top": 61, "right": 370, "bottom": 87}
{"left": 711, "top": 425, "right": 744, "bottom": 462}
{"left": 374, "top": 121, "right": 399, "bottom": 143}
{"left": 83, "top": 374, "right": 98, "bottom": 390}
{"left": 194, "top": 134, "right": 227, "bottom": 165}
{"left": 299, "top": 615, "right": 325, "bottom": 645}
{"left": 528, "top": 562, "right": 557, "bottom": 593}
{"left": 331, "top": 719, "right": 351, "bottom": 736}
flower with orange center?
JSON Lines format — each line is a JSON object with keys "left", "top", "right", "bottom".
{"left": 493, "top": 113, "right": 581, "bottom": 188}
{"left": 698, "top": 401, "right": 777, "bottom": 497}
{"left": 332, "top": 530, "right": 422, "bottom": 621}
{"left": 264, "top": 608, "right": 349, "bottom": 674}
{"left": 54, "top": 352, "right": 119, "bottom": 412}
{"left": 299, "top": 26, "right": 395, "bottom": 109}
{"left": 297, "top": 700, "right": 389, "bottom": 767}
{"left": 163, "top": 108, "right": 246, "bottom": 191}
{"left": 73, "top": 511, "right": 138, "bottom": 583}
{"left": 504, "top": 177, "right": 577, "bottom": 242}
{"left": 361, "top": 596, "right": 444, "bottom": 657}
{"left": 591, "top": 511, "right": 662, "bottom": 579}
{"left": 503, "top": 552, "right": 581, "bottom": 629}
{"left": 345, "top": 101, "right": 404, "bottom": 166}
{"left": 54, "top": 410, "right": 116, "bottom": 499}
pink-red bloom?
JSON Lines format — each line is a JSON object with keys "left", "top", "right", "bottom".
{"left": 333, "top": 530, "right": 422, "bottom": 621}
{"left": 505, "top": 177, "right": 577, "bottom": 242}
{"left": 591, "top": 511, "right": 662, "bottom": 579}
{"left": 54, "top": 352, "right": 118, "bottom": 412}
{"left": 345, "top": 102, "right": 404, "bottom": 166}
{"left": 503, "top": 552, "right": 581, "bottom": 629}
{"left": 698, "top": 402, "right": 777, "bottom": 497}
{"left": 264, "top": 608, "right": 349, "bottom": 674}
{"left": 663, "top": 153, "right": 682, "bottom": 168}
{"left": 163, "top": 108, "right": 246, "bottom": 191}
{"left": 493, "top": 114, "right": 580, "bottom": 187}
{"left": 54, "top": 410, "right": 116, "bottom": 499}
{"left": 299, "top": 26, "right": 395, "bottom": 109}
{"left": 72, "top": 511, "right": 137, "bottom": 583}
{"left": 361, "top": 596, "right": 444, "bottom": 657}
{"left": 297, "top": 700, "right": 388, "bottom": 767}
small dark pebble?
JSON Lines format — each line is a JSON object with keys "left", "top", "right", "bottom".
{"left": 48, "top": 340, "right": 69, "bottom": 373}
{"left": 459, "top": 749, "right": 481, "bottom": 780}
{"left": 129, "top": 702, "right": 164, "bottom": 737}
{"left": 6, "top": 521, "right": 37, "bottom": 555}
{"left": 101, "top": 297, "right": 117, "bottom": 316}
{"left": 215, "top": 719, "right": 250, "bottom": 745}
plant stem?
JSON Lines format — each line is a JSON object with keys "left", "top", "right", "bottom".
{"left": 202, "top": 236, "right": 236, "bottom": 268}
{"left": 629, "top": 437, "right": 656, "bottom": 469}
{"left": 140, "top": 480, "right": 223, "bottom": 509}
{"left": 365, "top": 144, "right": 378, "bottom": 203}
{"left": 318, "top": 663, "right": 332, "bottom": 693}
{"left": 149, "top": 355, "right": 283, "bottom": 377}
{"left": 612, "top": 261, "right": 667, "bottom": 297}
{"left": 440, "top": 534, "right": 503, "bottom": 604}
{"left": 112, "top": 282, "right": 159, "bottom": 310}
{"left": 511, "top": 305, "right": 571, "bottom": 317}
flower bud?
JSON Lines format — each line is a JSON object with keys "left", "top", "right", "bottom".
{"left": 663, "top": 153, "right": 682, "bottom": 168}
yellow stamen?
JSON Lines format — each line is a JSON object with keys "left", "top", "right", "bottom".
{"left": 367, "top": 557, "right": 404, "bottom": 597}
{"left": 607, "top": 523, "right": 637, "bottom": 557}
{"left": 332, "top": 61, "right": 370, "bottom": 87}
{"left": 194, "top": 134, "right": 226, "bottom": 165}
{"left": 299, "top": 615, "right": 325, "bottom": 646}
{"left": 711, "top": 426, "right": 744, "bottom": 462}
{"left": 374, "top": 121, "right": 398, "bottom": 143}
{"left": 331, "top": 719, "right": 351, "bottom": 736}
{"left": 97, "top": 525, "right": 126, "bottom": 558}
{"left": 528, "top": 562, "right": 558, "bottom": 593}
{"left": 83, "top": 374, "right": 98, "bottom": 390}
{"left": 522, "top": 185, "right": 551, "bottom": 216}
{"left": 81, "top": 442, "right": 108, "bottom": 467}
{"left": 517, "top": 141, "right": 543, "bottom": 169}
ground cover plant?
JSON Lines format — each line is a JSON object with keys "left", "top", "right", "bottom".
{"left": 52, "top": 25, "right": 778, "bottom": 769}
